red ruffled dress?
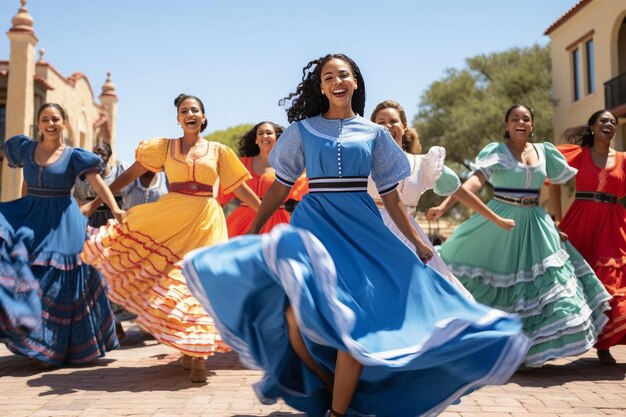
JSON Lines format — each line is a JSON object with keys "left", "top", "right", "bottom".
{"left": 218, "top": 156, "right": 308, "bottom": 237}
{"left": 558, "top": 144, "right": 626, "bottom": 349}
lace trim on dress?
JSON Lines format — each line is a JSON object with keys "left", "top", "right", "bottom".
{"left": 525, "top": 312, "right": 609, "bottom": 367}
{"left": 448, "top": 248, "right": 571, "bottom": 287}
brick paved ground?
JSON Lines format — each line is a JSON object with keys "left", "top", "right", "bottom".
{"left": 1, "top": 324, "right": 625, "bottom": 417}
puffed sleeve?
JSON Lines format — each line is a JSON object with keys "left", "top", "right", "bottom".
{"left": 556, "top": 144, "right": 583, "bottom": 170}
{"left": 417, "top": 146, "right": 447, "bottom": 191}
{"left": 215, "top": 156, "right": 243, "bottom": 206}
{"left": 135, "top": 138, "right": 169, "bottom": 172}
{"left": 217, "top": 144, "right": 251, "bottom": 194}
{"left": 469, "top": 142, "right": 508, "bottom": 181}
{"left": 69, "top": 148, "right": 104, "bottom": 181}
{"left": 371, "top": 126, "right": 410, "bottom": 195}
{"left": 269, "top": 123, "right": 305, "bottom": 187}
{"left": 433, "top": 165, "right": 461, "bottom": 196}
{"left": 3, "top": 135, "right": 33, "bottom": 168}
{"left": 544, "top": 142, "right": 577, "bottom": 184}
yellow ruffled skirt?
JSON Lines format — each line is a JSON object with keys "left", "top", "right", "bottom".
{"left": 81, "top": 193, "right": 230, "bottom": 356}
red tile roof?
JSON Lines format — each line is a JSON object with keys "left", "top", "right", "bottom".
{"left": 544, "top": 0, "right": 594, "bottom": 36}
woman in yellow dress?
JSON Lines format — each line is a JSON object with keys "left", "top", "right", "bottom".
{"left": 81, "top": 94, "right": 260, "bottom": 382}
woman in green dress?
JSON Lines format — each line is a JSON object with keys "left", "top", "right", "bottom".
{"left": 427, "top": 104, "right": 611, "bottom": 367}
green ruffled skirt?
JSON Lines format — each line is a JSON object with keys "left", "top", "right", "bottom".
{"left": 440, "top": 200, "right": 611, "bottom": 367}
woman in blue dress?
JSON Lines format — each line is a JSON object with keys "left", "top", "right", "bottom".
{"left": 0, "top": 103, "right": 122, "bottom": 365}
{"left": 183, "top": 54, "right": 530, "bottom": 417}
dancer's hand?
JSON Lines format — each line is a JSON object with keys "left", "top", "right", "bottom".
{"left": 80, "top": 201, "right": 97, "bottom": 218}
{"left": 112, "top": 209, "right": 126, "bottom": 224}
{"left": 415, "top": 241, "right": 434, "bottom": 264}
{"left": 495, "top": 216, "right": 515, "bottom": 231}
{"left": 557, "top": 229, "right": 568, "bottom": 241}
{"left": 426, "top": 206, "right": 444, "bottom": 221}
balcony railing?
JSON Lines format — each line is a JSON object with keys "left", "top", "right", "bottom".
{"left": 605, "top": 72, "right": 626, "bottom": 111}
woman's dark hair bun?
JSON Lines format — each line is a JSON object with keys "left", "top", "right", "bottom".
{"left": 174, "top": 94, "right": 187, "bottom": 108}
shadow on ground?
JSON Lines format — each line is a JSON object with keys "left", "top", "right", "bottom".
{"left": 232, "top": 413, "right": 306, "bottom": 417}
{"left": 512, "top": 357, "right": 626, "bottom": 387}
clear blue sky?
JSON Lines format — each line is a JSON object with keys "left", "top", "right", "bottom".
{"left": 1, "top": 0, "right": 576, "bottom": 163}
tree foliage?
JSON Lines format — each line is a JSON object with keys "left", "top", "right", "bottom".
{"left": 414, "top": 44, "right": 554, "bottom": 166}
{"left": 204, "top": 124, "right": 254, "bottom": 153}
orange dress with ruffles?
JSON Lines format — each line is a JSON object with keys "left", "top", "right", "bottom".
{"left": 82, "top": 138, "right": 250, "bottom": 356}
{"left": 558, "top": 144, "right": 626, "bottom": 349}
{"left": 217, "top": 156, "right": 308, "bottom": 237}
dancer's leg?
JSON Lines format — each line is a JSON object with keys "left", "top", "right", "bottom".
{"left": 330, "top": 351, "right": 363, "bottom": 415}
{"left": 285, "top": 304, "right": 331, "bottom": 384}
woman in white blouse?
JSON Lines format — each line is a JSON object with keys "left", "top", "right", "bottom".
{"left": 368, "top": 100, "right": 514, "bottom": 296}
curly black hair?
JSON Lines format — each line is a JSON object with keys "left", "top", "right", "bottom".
{"left": 562, "top": 109, "right": 617, "bottom": 147}
{"left": 279, "top": 54, "right": 366, "bottom": 123}
{"left": 237, "top": 121, "right": 285, "bottom": 157}
{"left": 174, "top": 94, "right": 208, "bottom": 132}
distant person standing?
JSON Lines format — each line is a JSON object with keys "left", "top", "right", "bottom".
{"left": 122, "top": 170, "right": 168, "bottom": 210}
{"left": 74, "top": 142, "right": 130, "bottom": 340}
{"left": 74, "top": 142, "right": 128, "bottom": 227}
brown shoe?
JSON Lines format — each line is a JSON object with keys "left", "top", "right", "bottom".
{"left": 189, "top": 357, "right": 206, "bottom": 383}
{"left": 179, "top": 354, "right": 192, "bottom": 370}
{"left": 597, "top": 349, "right": 617, "bottom": 365}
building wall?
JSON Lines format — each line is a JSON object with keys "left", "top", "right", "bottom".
{"left": 36, "top": 66, "right": 103, "bottom": 151}
{"left": 549, "top": 0, "right": 626, "bottom": 149}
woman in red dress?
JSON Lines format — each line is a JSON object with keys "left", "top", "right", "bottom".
{"left": 218, "top": 121, "right": 307, "bottom": 236}
{"left": 551, "top": 110, "right": 625, "bottom": 365}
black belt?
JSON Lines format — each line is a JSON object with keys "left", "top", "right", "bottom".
{"left": 493, "top": 187, "right": 540, "bottom": 194}
{"left": 575, "top": 192, "right": 619, "bottom": 204}
{"left": 493, "top": 194, "right": 539, "bottom": 207}
{"left": 308, "top": 176, "right": 368, "bottom": 193}
{"left": 28, "top": 187, "right": 71, "bottom": 197}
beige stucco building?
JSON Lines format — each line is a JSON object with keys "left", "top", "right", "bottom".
{"left": 0, "top": 0, "right": 118, "bottom": 201}
{"left": 546, "top": 0, "right": 626, "bottom": 148}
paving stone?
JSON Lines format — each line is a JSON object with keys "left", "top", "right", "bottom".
{"left": 1, "top": 323, "right": 624, "bottom": 416}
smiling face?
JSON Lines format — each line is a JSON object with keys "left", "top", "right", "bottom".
{"left": 590, "top": 111, "right": 618, "bottom": 143}
{"left": 177, "top": 98, "right": 206, "bottom": 134}
{"left": 38, "top": 106, "right": 65, "bottom": 142}
{"left": 374, "top": 107, "right": 405, "bottom": 145}
{"left": 320, "top": 58, "right": 358, "bottom": 111}
{"left": 504, "top": 106, "right": 533, "bottom": 141}
{"left": 255, "top": 123, "right": 277, "bottom": 152}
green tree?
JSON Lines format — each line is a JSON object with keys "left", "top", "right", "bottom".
{"left": 204, "top": 124, "right": 254, "bottom": 153}
{"left": 414, "top": 44, "right": 553, "bottom": 166}
{"left": 413, "top": 44, "right": 554, "bottom": 217}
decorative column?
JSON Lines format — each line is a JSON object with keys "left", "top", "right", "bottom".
{"left": 2, "top": 0, "right": 38, "bottom": 201}
{"left": 99, "top": 72, "right": 118, "bottom": 164}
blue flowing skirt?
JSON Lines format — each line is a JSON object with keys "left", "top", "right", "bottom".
{"left": 0, "top": 217, "right": 40, "bottom": 341}
{"left": 0, "top": 195, "right": 118, "bottom": 364}
{"left": 183, "top": 193, "right": 530, "bottom": 417}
